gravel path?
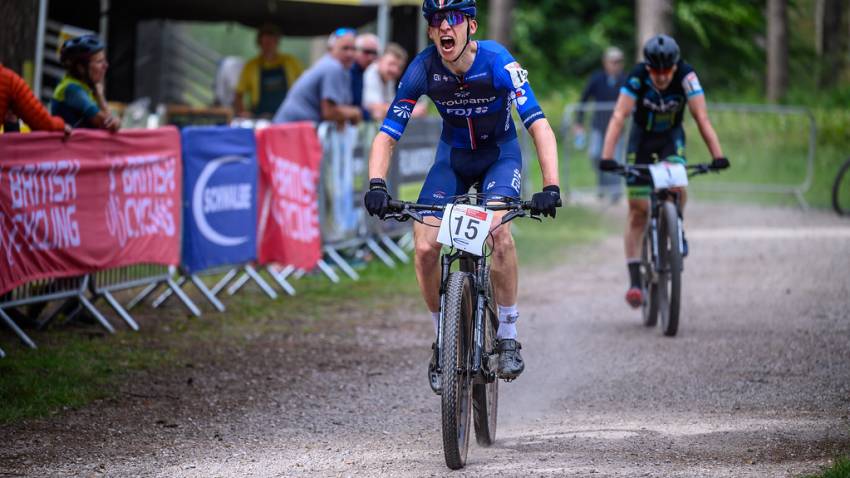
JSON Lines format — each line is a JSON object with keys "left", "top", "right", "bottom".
{"left": 2, "top": 202, "right": 849, "bottom": 477}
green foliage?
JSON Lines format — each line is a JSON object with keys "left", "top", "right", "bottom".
{"left": 801, "top": 457, "right": 850, "bottom": 478}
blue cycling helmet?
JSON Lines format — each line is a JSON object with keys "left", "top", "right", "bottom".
{"left": 60, "top": 34, "right": 105, "bottom": 67}
{"left": 422, "top": 0, "right": 476, "bottom": 19}
{"left": 643, "top": 34, "right": 680, "bottom": 70}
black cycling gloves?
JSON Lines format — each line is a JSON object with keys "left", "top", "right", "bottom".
{"left": 531, "top": 185, "right": 562, "bottom": 218}
{"left": 364, "top": 178, "right": 391, "bottom": 218}
{"left": 710, "top": 157, "right": 730, "bottom": 170}
{"left": 599, "top": 158, "right": 620, "bottom": 171}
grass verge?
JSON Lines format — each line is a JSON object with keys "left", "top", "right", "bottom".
{"left": 802, "top": 457, "right": 850, "bottom": 478}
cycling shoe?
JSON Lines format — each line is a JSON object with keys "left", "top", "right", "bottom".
{"left": 496, "top": 339, "right": 525, "bottom": 380}
{"left": 428, "top": 342, "right": 442, "bottom": 395}
{"left": 625, "top": 287, "right": 644, "bottom": 308}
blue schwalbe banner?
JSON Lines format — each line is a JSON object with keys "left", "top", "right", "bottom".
{"left": 181, "top": 126, "right": 258, "bottom": 273}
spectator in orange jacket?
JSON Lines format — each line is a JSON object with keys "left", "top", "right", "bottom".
{"left": 0, "top": 63, "right": 68, "bottom": 133}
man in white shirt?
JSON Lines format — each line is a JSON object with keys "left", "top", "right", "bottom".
{"left": 362, "top": 43, "right": 426, "bottom": 121}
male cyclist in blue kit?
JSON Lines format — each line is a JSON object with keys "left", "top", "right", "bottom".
{"left": 598, "top": 34, "right": 730, "bottom": 309}
{"left": 364, "top": 0, "right": 561, "bottom": 392}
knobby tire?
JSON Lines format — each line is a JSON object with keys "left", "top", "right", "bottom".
{"left": 832, "top": 158, "right": 850, "bottom": 216}
{"left": 472, "top": 271, "right": 498, "bottom": 446}
{"left": 441, "top": 272, "right": 474, "bottom": 469}
{"left": 658, "top": 201, "right": 682, "bottom": 337}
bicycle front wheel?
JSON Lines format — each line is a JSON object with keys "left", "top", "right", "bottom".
{"left": 658, "top": 201, "right": 682, "bottom": 337}
{"left": 473, "top": 272, "right": 498, "bottom": 446}
{"left": 641, "top": 227, "right": 659, "bottom": 327}
{"left": 832, "top": 158, "right": 850, "bottom": 216}
{"left": 441, "top": 271, "right": 474, "bottom": 469}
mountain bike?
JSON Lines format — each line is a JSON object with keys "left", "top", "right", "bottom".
{"left": 612, "top": 161, "right": 722, "bottom": 336}
{"left": 832, "top": 156, "right": 850, "bottom": 216}
{"left": 383, "top": 195, "right": 540, "bottom": 470}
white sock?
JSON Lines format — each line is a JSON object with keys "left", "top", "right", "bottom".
{"left": 497, "top": 304, "right": 519, "bottom": 340}
{"left": 431, "top": 311, "right": 440, "bottom": 337}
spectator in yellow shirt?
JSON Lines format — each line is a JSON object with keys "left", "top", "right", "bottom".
{"left": 234, "top": 23, "right": 304, "bottom": 118}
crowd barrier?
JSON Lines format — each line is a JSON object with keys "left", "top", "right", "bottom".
{"left": 0, "top": 118, "right": 449, "bottom": 356}
{"left": 561, "top": 102, "right": 816, "bottom": 208}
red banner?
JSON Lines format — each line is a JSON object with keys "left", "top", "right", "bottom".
{"left": 0, "top": 128, "right": 182, "bottom": 294}
{"left": 256, "top": 123, "right": 322, "bottom": 270}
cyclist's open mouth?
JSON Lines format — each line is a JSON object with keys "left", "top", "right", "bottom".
{"left": 440, "top": 36, "right": 456, "bottom": 54}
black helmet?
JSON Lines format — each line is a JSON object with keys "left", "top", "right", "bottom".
{"left": 643, "top": 34, "right": 679, "bottom": 70}
{"left": 60, "top": 34, "right": 105, "bottom": 67}
{"left": 422, "top": 0, "right": 476, "bottom": 19}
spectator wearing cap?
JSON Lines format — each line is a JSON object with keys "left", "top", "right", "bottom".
{"left": 362, "top": 43, "right": 425, "bottom": 122}
{"left": 273, "top": 28, "right": 362, "bottom": 126}
{"left": 0, "top": 63, "right": 67, "bottom": 133}
{"left": 351, "top": 33, "right": 380, "bottom": 121}
{"left": 575, "top": 46, "right": 627, "bottom": 201}
{"left": 51, "top": 34, "right": 119, "bottom": 131}
{"left": 234, "top": 23, "right": 304, "bottom": 118}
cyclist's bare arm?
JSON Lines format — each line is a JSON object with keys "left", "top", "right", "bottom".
{"left": 528, "top": 118, "right": 560, "bottom": 187}
{"left": 368, "top": 131, "right": 397, "bottom": 180}
{"left": 687, "top": 94, "right": 724, "bottom": 158}
{"left": 601, "top": 92, "right": 635, "bottom": 159}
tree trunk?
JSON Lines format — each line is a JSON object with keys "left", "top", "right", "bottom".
{"left": 819, "top": 0, "right": 845, "bottom": 87}
{"left": 636, "top": 0, "right": 673, "bottom": 61}
{"left": 0, "top": 0, "right": 39, "bottom": 75}
{"left": 488, "top": 0, "right": 514, "bottom": 50}
{"left": 766, "top": 0, "right": 788, "bottom": 102}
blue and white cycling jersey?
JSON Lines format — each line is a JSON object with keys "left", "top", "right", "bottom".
{"left": 380, "top": 40, "right": 545, "bottom": 150}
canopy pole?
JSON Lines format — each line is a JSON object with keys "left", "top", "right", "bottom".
{"left": 100, "top": 0, "right": 110, "bottom": 41}
{"left": 34, "top": 0, "right": 48, "bottom": 99}
{"left": 377, "top": 0, "right": 390, "bottom": 47}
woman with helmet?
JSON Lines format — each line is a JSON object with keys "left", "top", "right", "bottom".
{"left": 598, "top": 34, "right": 729, "bottom": 309}
{"left": 364, "top": 0, "right": 561, "bottom": 391}
{"left": 51, "top": 34, "right": 120, "bottom": 131}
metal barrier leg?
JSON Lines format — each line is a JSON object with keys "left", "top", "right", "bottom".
{"left": 244, "top": 265, "right": 278, "bottom": 300}
{"left": 78, "top": 296, "right": 116, "bottom": 334}
{"left": 128, "top": 280, "right": 164, "bottom": 311}
{"left": 316, "top": 260, "right": 340, "bottom": 283}
{"left": 398, "top": 231, "right": 414, "bottom": 251}
{"left": 210, "top": 268, "right": 239, "bottom": 296}
{"left": 0, "top": 308, "right": 37, "bottom": 349}
{"left": 151, "top": 275, "right": 187, "bottom": 309}
{"left": 325, "top": 246, "right": 360, "bottom": 280}
{"left": 366, "top": 237, "right": 396, "bottom": 268}
{"left": 101, "top": 291, "right": 140, "bottom": 331}
{"left": 167, "top": 278, "right": 202, "bottom": 317}
{"left": 794, "top": 189, "right": 810, "bottom": 210}
{"left": 190, "top": 275, "right": 226, "bottom": 312}
{"left": 226, "top": 272, "right": 251, "bottom": 295}
{"left": 294, "top": 269, "right": 306, "bottom": 280}
{"left": 267, "top": 265, "right": 297, "bottom": 296}
{"left": 380, "top": 234, "right": 409, "bottom": 263}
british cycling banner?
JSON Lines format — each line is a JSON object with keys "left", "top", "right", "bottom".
{"left": 0, "top": 128, "right": 181, "bottom": 294}
{"left": 181, "top": 127, "right": 257, "bottom": 273}
{"left": 256, "top": 123, "right": 322, "bottom": 270}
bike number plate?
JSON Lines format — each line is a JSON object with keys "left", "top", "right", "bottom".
{"left": 437, "top": 204, "right": 494, "bottom": 256}
{"left": 649, "top": 162, "right": 689, "bottom": 189}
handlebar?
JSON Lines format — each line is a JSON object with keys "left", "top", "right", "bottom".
{"left": 384, "top": 198, "right": 537, "bottom": 225}
{"left": 608, "top": 162, "right": 719, "bottom": 179}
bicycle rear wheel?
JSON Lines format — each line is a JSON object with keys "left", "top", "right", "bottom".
{"left": 441, "top": 271, "right": 474, "bottom": 469}
{"left": 658, "top": 201, "right": 682, "bottom": 337}
{"left": 641, "top": 228, "right": 659, "bottom": 327}
{"left": 832, "top": 158, "right": 850, "bottom": 216}
{"left": 473, "top": 271, "right": 498, "bottom": 446}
